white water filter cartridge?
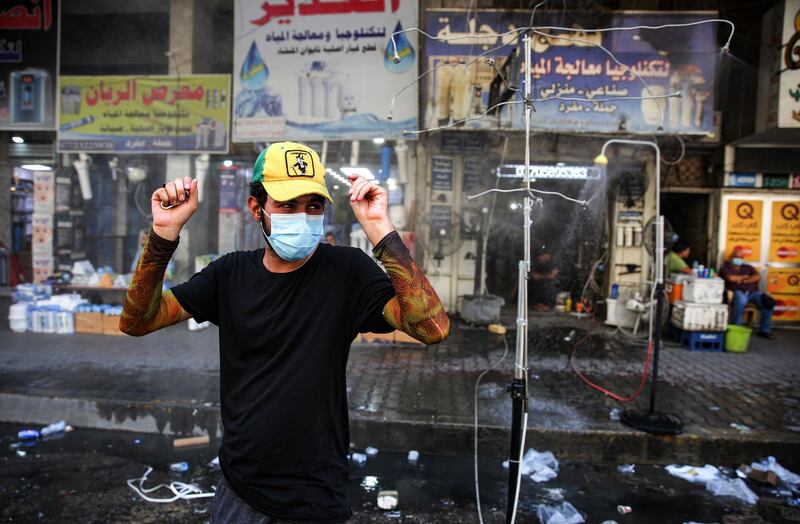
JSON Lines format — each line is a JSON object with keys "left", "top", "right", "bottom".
{"left": 298, "top": 74, "right": 309, "bottom": 116}
{"left": 311, "top": 76, "right": 325, "bottom": 118}
{"left": 74, "top": 153, "right": 92, "bottom": 200}
{"left": 325, "top": 79, "right": 340, "bottom": 119}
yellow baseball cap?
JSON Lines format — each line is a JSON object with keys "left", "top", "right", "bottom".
{"left": 251, "top": 142, "right": 332, "bottom": 203}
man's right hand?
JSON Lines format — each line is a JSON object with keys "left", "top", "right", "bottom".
{"left": 152, "top": 177, "right": 199, "bottom": 241}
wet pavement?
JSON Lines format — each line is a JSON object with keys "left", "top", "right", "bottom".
{"left": 0, "top": 310, "right": 799, "bottom": 469}
{"left": 3, "top": 422, "right": 794, "bottom": 523}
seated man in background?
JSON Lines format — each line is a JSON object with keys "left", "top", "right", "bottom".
{"left": 324, "top": 231, "right": 337, "bottom": 245}
{"left": 666, "top": 239, "right": 693, "bottom": 276}
{"left": 719, "top": 247, "right": 774, "bottom": 339}
{"left": 530, "top": 248, "right": 559, "bottom": 311}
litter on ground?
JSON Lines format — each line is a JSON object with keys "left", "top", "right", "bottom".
{"left": 666, "top": 465, "right": 758, "bottom": 504}
{"left": 536, "top": 501, "right": 585, "bottom": 524}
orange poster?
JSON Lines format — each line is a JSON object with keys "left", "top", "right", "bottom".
{"left": 769, "top": 201, "right": 800, "bottom": 263}
{"left": 773, "top": 294, "right": 800, "bottom": 323}
{"left": 767, "top": 268, "right": 800, "bottom": 295}
{"left": 725, "top": 199, "right": 762, "bottom": 261}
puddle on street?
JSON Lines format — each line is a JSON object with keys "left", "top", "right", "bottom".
{"left": 0, "top": 422, "right": 764, "bottom": 522}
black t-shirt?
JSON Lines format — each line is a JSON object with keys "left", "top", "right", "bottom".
{"left": 171, "top": 243, "right": 395, "bottom": 521}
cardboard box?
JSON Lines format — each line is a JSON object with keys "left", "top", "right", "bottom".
{"left": 75, "top": 312, "right": 103, "bottom": 334}
{"left": 102, "top": 314, "right": 125, "bottom": 336}
{"left": 738, "top": 465, "right": 778, "bottom": 486}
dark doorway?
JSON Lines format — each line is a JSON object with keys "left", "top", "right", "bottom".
{"left": 661, "top": 192, "right": 711, "bottom": 267}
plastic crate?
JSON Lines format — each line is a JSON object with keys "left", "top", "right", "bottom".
{"left": 676, "top": 329, "right": 725, "bottom": 352}
{"left": 671, "top": 301, "right": 729, "bottom": 331}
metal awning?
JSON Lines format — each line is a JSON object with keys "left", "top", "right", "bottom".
{"left": 730, "top": 128, "right": 800, "bottom": 149}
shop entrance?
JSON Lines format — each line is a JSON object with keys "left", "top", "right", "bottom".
{"left": 661, "top": 191, "right": 712, "bottom": 266}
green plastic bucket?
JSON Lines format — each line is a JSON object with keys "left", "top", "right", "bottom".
{"left": 725, "top": 324, "right": 752, "bottom": 353}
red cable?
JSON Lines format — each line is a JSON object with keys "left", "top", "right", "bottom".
{"left": 569, "top": 323, "right": 654, "bottom": 403}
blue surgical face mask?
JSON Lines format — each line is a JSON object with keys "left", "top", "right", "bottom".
{"left": 260, "top": 209, "right": 324, "bottom": 261}
{"left": 732, "top": 257, "right": 744, "bottom": 266}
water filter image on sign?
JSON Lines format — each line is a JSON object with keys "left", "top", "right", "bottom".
{"left": 10, "top": 70, "right": 53, "bottom": 125}
{"left": 236, "top": 43, "right": 284, "bottom": 118}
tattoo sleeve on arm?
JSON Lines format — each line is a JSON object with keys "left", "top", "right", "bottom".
{"left": 373, "top": 232, "right": 450, "bottom": 344}
{"left": 120, "top": 229, "right": 185, "bottom": 336}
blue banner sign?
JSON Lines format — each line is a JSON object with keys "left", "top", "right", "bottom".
{"left": 424, "top": 9, "right": 719, "bottom": 136}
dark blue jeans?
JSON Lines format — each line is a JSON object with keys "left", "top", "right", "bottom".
{"left": 731, "top": 290, "right": 773, "bottom": 334}
{"left": 211, "top": 476, "right": 276, "bottom": 524}
{"left": 210, "top": 476, "right": 348, "bottom": 524}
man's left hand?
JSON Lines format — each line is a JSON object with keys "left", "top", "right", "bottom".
{"left": 347, "top": 174, "right": 395, "bottom": 244}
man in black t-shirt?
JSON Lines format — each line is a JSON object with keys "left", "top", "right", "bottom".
{"left": 120, "top": 142, "right": 450, "bottom": 522}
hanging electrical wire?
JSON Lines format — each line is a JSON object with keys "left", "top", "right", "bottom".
{"left": 657, "top": 134, "right": 687, "bottom": 166}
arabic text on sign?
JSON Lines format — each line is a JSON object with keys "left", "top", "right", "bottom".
{"left": 250, "top": 0, "right": 400, "bottom": 27}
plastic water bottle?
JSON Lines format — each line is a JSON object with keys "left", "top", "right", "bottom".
{"left": 610, "top": 284, "right": 619, "bottom": 299}
{"left": 170, "top": 461, "right": 189, "bottom": 473}
{"left": 40, "top": 420, "right": 66, "bottom": 437}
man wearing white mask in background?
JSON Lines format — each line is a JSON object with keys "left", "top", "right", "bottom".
{"left": 719, "top": 246, "right": 775, "bottom": 340}
{"left": 120, "top": 141, "right": 450, "bottom": 522}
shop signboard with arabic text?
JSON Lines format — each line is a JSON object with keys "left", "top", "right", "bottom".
{"left": 57, "top": 75, "right": 231, "bottom": 153}
{"left": 725, "top": 199, "right": 763, "bottom": 262}
{"left": 0, "top": 0, "right": 59, "bottom": 130}
{"left": 233, "top": 0, "right": 417, "bottom": 141}
{"left": 424, "top": 10, "right": 718, "bottom": 135}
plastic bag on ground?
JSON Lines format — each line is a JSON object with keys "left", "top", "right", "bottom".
{"left": 706, "top": 477, "right": 758, "bottom": 504}
{"left": 667, "top": 464, "right": 758, "bottom": 505}
{"left": 537, "top": 501, "right": 585, "bottom": 524}
{"left": 665, "top": 465, "right": 720, "bottom": 484}
{"left": 750, "top": 456, "right": 800, "bottom": 487}
{"left": 520, "top": 449, "right": 559, "bottom": 483}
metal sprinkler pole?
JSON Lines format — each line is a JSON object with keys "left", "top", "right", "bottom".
{"left": 505, "top": 31, "right": 532, "bottom": 524}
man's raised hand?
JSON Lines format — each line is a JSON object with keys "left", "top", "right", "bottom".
{"left": 151, "top": 177, "right": 199, "bottom": 241}
{"left": 347, "top": 174, "right": 395, "bottom": 245}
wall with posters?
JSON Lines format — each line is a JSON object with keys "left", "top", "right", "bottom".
{"left": 424, "top": 9, "right": 719, "bottom": 135}
{"left": 57, "top": 75, "right": 231, "bottom": 153}
{"left": 233, "top": 0, "right": 417, "bottom": 141}
{"left": 719, "top": 193, "right": 800, "bottom": 323}
{"left": 0, "top": 0, "right": 59, "bottom": 130}
{"left": 32, "top": 169, "right": 55, "bottom": 283}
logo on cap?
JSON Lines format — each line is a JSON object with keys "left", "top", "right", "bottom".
{"left": 286, "top": 150, "right": 315, "bottom": 178}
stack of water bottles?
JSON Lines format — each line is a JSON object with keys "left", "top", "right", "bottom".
{"left": 8, "top": 284, "right": 87, "bottom": 334}
{"left": 670, "top": 262, "right": 728, "bottom": 351}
